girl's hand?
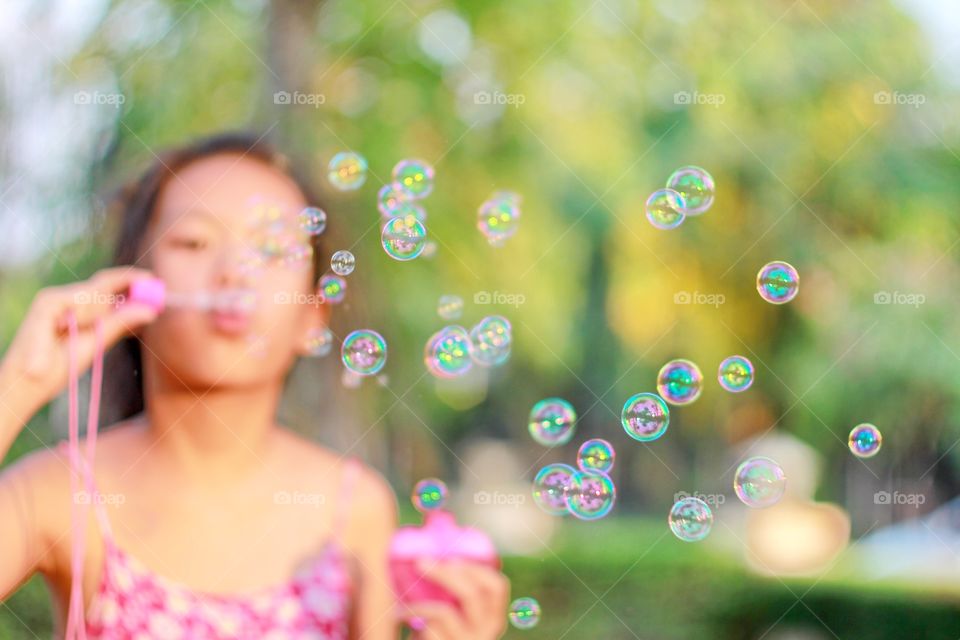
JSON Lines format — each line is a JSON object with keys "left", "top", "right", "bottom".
{"left": 403, "top": 561, "right": 511, "bottom": 640}
{"left": 0, "top": 267, "right": 159, "bottom": 417}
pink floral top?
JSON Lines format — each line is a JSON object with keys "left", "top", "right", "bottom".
{"left": 66, "top": 441, "right": 358, "bottom": 640}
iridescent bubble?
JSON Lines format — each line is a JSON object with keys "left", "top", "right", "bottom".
{"left": 298, "top": 206, "right": 327, "bottom": 235}
{"left": 319, "top": 275, "right": 346, "bottom": 304}
{"left": 341, "top": 329, "right": 387, "bottom": 376}
{"left": 437, "top": 295, "right": 464, "bottom": 320}
{"left": 528, "top": 398, "right": 577, "bottom": 446}
{"left": 469, "top": 315, "right": 512, "bottom": 367}
{"left": 327, "top": 151, "right": 368, "bottom": 191}
{"left": 668, "top": 497, "right": 713, "bottom": 542}
{"left": 377, "top": 183, "right": 408, "bottom": 217}
{"left": 508, "top": 597, "right": 541, "bottom": 630}
{"left": 621, "top": 392, "right": 670, "bottom": 442}
{"left": 424, "top": 326, "right": 473, "bottom": 378}
{"left": 734, "top": 457, "right": 786, "bottom": 508}
{"left": 757, "top": 261, "right": 799, "bottom": 304}
{"left": 412, "top": 478, "right": 448, "bottom": 513}
{"left": 565, "top": 470, "right": 616, "bottom": 520}
{"left": 477, "top": 197, "right": 521, "bottom": 246}
{"left": 381, "top": 215, "right": 427, "bottom": 261}
{"left": 577, "top": 439, "right": 615, "bottom": 473}
{"left": 392, "top": 159, "right": 435, "bottom": 199}
{"left": 645, "top": 189, "right": 686, "bottom": 230}
{"left": 848, "top": 423, "right": 882, "bottom": 458}
{"left": 657, "top": 359, "right": 703, "bottom": 405}
{"left": 532, "top": 463, "right": 575, "bottom": 516}
{"left": 304, "top": 327, "right": 333, "bottom": 357}
{"left": 331, "top": 250, "right": 356, "bottom": 276}
{"left": 718, "top": 355, "right": 754, "bottom": 393}
{"left": 666, "top": 166, "right": 715, "bottom": 215}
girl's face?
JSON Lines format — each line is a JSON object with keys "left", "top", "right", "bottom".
{"left": 138, "top": 152, "right": 326, "bottom": 390}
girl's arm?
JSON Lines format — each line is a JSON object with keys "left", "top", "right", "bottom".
{"left": 0, "top": 268, "right": 158, "bottom": 599}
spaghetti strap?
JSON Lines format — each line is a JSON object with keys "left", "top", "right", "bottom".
{"left": 332, "top": 458, "right": 361, "bottom": 539}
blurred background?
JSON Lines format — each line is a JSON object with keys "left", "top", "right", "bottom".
{"left": 2, "top": 0, "right": 960, "bottom": 637}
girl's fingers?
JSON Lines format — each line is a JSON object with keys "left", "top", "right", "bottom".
{"left": 404, "top": 601, "right": 465, "bottom": 640}
{"left": 60, "top": 267, "right": 155, "bottom": 329}
{"left": 417, "top": 561, "right": 507, "bottom": 633}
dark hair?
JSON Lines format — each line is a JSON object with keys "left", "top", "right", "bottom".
{"left": 102, "top": 131, "right": 327, "bottom": 424}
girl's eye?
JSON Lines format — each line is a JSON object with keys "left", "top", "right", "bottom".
{"left": 171, "top": 237, "right": 208, "bottom": 251}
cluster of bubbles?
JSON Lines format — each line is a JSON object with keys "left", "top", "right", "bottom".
{"left": 240, "top": 198, "right": 319, "bottom": 274}
{"left": 327, "top": 151, "right": 368, "bottom": 191}
{"left": 734, "top": 457, "right": 787, "bottom": 508}
{"left": 477, "top": 190, "right": 521, "bottom": 246}
{"left": 341, "top": 329, "right": 387, "bottom": 376}
{"left": 376, "top": 159, "right": 435, "bottom": 262}
{"left": 657, "top": 359, "right": 703, "bottom": 405}
{"left": 528, "top": 398, "right": 577, "bottom": 446}
{"left": 668, "top": 497, "right": 714, "bottom": 542}
{"left": 411, "top": 477, "right": 448, "bottom": 513}
{"left": 757, "top": 260, "right": 800, "bottom": 304}
{"left": 508, "top": 597, "right": 541, "bottom": 630}
{"left": 424, "top": 315, "right": 512, "bottom": 378}
{"left": 645, "top": 166, "right": 715, "bottom": 230}
{"left": 848, "top": 423, "right": 882, "bottom": 458}
{"left": 621, "top": 392, "right": 670, "bottom": 442}
{"left": 717, "top": 355, "right": 754, "bottom": 392}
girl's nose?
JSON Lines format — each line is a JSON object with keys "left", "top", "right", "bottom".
{"left": 215, "top": 241, "right": 257, "bottom": 289}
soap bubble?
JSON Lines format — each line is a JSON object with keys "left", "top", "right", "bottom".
{"left": 757, "top": 261, "right": 799, "bottom": 304}
{"left": 621, "top": 392, "right": 670, "bottom": 442}
{"left": 424, "top": 326, "right": 473, "bottom": 378}
{"left": 381, "top": 215, "right": 427, "bottom": 261}
{"left": 298, "top": 206, "right": 327, "bottom": 235}
{"left": 734, "top": 457, "right": 786, "bottom": 508}
{"left": 327, "top": 151, "right": 368, "bottom": 191}
{"left": 645, "top": 188, "right": 686, "bottom": 230}
{"left": 341, "top": 329, "right": 387, "bottom": 376}
{"left": 528, "top": 398, "right": 577, "bottom": 446}
{"left": 565, "top": 470, "right": 616, "bottom": 520}
{"left": 532, "top": 463, "right": 575, "bottom": 516}
{"left": 508, "top": 597, "right": 541, "bottom": 630}
{"left": 718, "top": 355, "right": 754, "bottom": 393}
{"left": 392, "top": 159, "right": 434, "bottom": 199}
{"left": 477, "top": 196, "right": 521, "bottom": 246}
{"left": 657, "top": 359, "right": 703, "bottom": 405}
{"left": 331, "top": 250, "right": 356, "bottom": 276}
{"left": 469, "top": 315, "right": 512, "bottom": 366}
{"left": 412, "top": 478, "right": 448, "bottom": 513}
{"left": 437, "top": 295, "right": 463, "bottom": 320}
{"left": 304, "top": 327, "right": 333, "bottom": 357}
{"left": 319, "top": 275, "right": 346, "bottom": 304}
{"left": 668, "top": 497, "right": 714, "bottom": 542}
{"left": 848, "top": 423, "right": 882, "bottom": 458}
{"left": 666, "top": 166, "right": 715, "bottom": 215}
{"left": 377, "top": 183, "right": 408, "bottom": 217}
{"left": 577, "top": 439, "right": 615, "bottom": 473}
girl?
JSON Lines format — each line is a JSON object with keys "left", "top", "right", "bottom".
{"left": 0, "top": 133, "right": 510, "bottom": 639}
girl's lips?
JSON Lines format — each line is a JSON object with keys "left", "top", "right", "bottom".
{"left": 210, "top": 310, "right": 252, "bottom": 335}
